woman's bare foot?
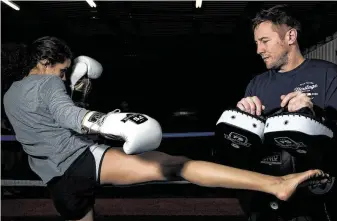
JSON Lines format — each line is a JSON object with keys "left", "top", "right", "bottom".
{"left": 273, "top": 169, "right": 328, "bottom": 201}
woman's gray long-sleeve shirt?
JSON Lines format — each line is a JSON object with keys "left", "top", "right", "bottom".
{"left": 4, "top": 74, "right": 94, "bottom": 183}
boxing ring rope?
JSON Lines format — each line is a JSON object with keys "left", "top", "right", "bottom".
{"left": 1, "top": 131, "right": 215, "bottom": 187}
{"left": 1, "top": 132, "right": 215, "bottom": 141}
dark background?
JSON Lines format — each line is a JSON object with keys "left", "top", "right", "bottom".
{"left": 2, "top": 1, "right": 337, "bottom": 133}
{"left": 1, "top": 3, "right": 337, "bottom": 219}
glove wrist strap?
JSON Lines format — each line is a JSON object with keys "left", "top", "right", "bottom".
{"left": 81, "top": 111, "right": 106, "bottom": 134}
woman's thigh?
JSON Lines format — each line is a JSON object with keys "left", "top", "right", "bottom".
{"left": 96, "top": 146, "right": 189, "bottom": 185}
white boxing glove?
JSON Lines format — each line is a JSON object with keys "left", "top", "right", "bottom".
{"left": 70, "top": 55, "right": 103, "bottom": 107}
{"left": 70, "top": 55, "right": 103, "bottom": 90}
{"left": 81, "top": 110, "right": 163, "bottom": 154}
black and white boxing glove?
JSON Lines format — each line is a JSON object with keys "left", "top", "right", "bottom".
{"left": 81, "top": 110, "right": 162, "bottom": 155}
{"left": 70, "top": 56, "right": 103, "bottom": 108}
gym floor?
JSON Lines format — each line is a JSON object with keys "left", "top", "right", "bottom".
{"left": 2, "top": 183, "right": 246, "bottom": 220}
{"left": 1, "top": 197, "right": 246, "bottom": 220}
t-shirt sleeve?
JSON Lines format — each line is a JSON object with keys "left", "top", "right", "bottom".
{"left": 244, "top": 78, "right": 256, "bottom": 97}
{"left": 324, "top": 65, "right": 337, "bottom": 157}
{"left": 324, "top": 65, "right": 337, "bottom": 122}
{"left": 39, "top": 76, "right": 89, "bottom": 133}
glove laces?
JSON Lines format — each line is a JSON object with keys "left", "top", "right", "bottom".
{"left": 96, "top": 109, "right": 125, "bottom": 141}
{"left": 96, "top": 109, "right": 121, "bottom": 126}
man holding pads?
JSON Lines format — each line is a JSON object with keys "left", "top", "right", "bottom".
{"left": 3, "top": 36, "right": 329, "bottom": 221}
{"left": 232, "top": 4, "right": 337, "bottom": 221}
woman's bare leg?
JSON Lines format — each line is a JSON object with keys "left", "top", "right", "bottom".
{"left": 100, "top": 148, "right": 188, "bottom": 185}
{"left": 100, "top": 148, "right": 325, "bottom": 201}
{"left": 180, "top": 160, "right": 324, "bottom": 201}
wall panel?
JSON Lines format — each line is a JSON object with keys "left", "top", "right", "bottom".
{"left": 304, "top": 32, "right": 337, "bottom": 64}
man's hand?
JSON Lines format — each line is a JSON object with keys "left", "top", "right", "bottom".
{"left": 237, "top": 96, "right": 265, "bottom": 116}
{"left": 280, "top": 91, "right": 313, "bottom": 112}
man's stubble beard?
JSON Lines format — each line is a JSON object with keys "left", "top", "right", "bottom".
{"left": 268, "top": 51, "right": 289, "bottom": 71}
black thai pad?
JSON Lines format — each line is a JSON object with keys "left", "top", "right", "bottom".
{"left": 215, "top": 108, "right": 265, "bottom": 168}
{"left": 263, "top": 107, "right": 334, "bottom": 160}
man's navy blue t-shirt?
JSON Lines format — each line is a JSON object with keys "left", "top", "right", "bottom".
{"left": 239, "top": 59, "right": 337, "bottom": 219}
{"left": 244, "top": 59, "right": 337, "bottom": 120}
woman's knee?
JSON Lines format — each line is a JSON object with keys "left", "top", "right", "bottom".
{"left": 131, "top": 151, "right": 191, "bottom": 180}
{"left": 99, "top": 148, "right": 190, "bottom": 184}
{"left": 157, "top": 154, "right": 191, "bottom": 179}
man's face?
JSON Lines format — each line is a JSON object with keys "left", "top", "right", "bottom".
{"left": 254, "top": 21, "right": 289, "bottom": 70}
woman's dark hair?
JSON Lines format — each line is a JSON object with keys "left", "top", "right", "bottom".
{"left": 25, "top": 36, "right": 73, "bottom": 75}
{"left": 1, "top": 36, "right": 73, "bottom": 82}
{"left": 252, "top": 4, "right": 302, "bottom": 37}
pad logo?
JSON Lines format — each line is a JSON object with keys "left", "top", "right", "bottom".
{"left": 121, "top": 114, "right": 148, "bottom": 124}
{"left": 260, "top": 152, "right": 282, "bottom": 165}
{"left": 274, "top": 137, "right": 307, "bottom": 154}
{"left": 223, "top": 132, "right": 251, "bottom": 149}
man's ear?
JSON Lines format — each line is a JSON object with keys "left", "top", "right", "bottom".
{"left": 287, "top": 28, "right": 297, "bottom": 45}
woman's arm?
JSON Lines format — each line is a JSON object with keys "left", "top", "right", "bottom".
{"left": 39, "top": 75, "right": 90, "bottom": 134}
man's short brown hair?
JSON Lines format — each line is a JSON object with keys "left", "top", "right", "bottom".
{"left": 252, "top": 4, "right": 302, "bottom": 37}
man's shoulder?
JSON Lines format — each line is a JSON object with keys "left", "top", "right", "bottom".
{"left": 307, "top": 59, "right": 337, "bottom": 70}
{"left": 306, "top": 59, "right": 337, "bottom": 80}
{"left": 249, "top": 69, "right": 273, "bottom": 83}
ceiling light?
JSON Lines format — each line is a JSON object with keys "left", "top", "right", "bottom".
{"left": 86, "top": 0, "right": 96, "bottom": 8}
{"left": 196, "top": 0, "right": 202, "bottom": 8}
{"left": 1, "top": 0, "right": 20, "bottom": 11}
